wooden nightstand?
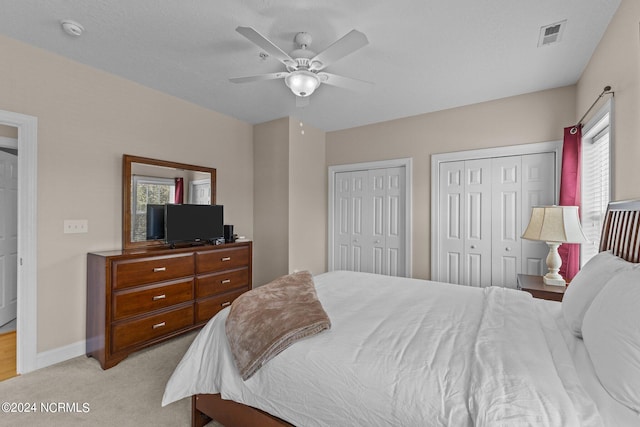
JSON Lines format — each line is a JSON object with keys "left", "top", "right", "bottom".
{"left": 517, "top": 274, "right": 566, "bottom": 302}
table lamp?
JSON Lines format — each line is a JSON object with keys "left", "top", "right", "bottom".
{"left": 521, "top": 205, "right": 588, "bottom": 286}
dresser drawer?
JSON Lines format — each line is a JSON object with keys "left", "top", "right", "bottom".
{"left": 113, "top": 253, "right": 194, "bottom": 289}
{"left": 111, "top": 304, "right": 194, "bottom": 353}
{"left": 195, "top": 288, "right": 247, "bottom": 324}
{"left": 112, "top": 279, "right": 194, "bottom": 321}
{"left": 196, "top": 246, "right": 249, "bottom": 274}
{"left": 196, "top": 268, "right": 249, "bottom": 298}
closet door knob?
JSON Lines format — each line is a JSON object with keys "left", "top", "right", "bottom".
{"left": 470, "top": 245, "right": 476, "bottom": 249}
{"left": 505, "top": 247, "right": 512, "bottom": 252}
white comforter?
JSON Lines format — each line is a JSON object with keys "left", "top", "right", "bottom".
{"left": 163, "top": 271, "right": 603, "bottom": 426}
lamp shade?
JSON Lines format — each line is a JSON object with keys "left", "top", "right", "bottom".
{"left": 522, "top": 205, "right": 589, "bottom": 243}
{"left": 285, "top": 70, "right": 320, "bottom": 97}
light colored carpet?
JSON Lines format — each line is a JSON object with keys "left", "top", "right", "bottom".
{"left": 0, "top": 331, "right": 223, "bottom": 427}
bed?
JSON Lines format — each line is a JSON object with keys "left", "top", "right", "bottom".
{"left": 162, "top": 200, "right": 640, "bottom": 426}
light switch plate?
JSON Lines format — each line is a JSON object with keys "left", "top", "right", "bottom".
{"left": 64, "top": 219, "right": 88, "bottom": 234}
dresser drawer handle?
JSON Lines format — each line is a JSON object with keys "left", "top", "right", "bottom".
{"left": 152, "top": 294, "right": 166, "bottom": 301}
{"left": 153, "top": 267, "right": 167, "bottom": 272}
{"left": 152, "top": 322, "right": 166, "bottom": 329}
{"left": 221, "top": 257, "right": 231, "bottom": 262}
{"left": 221, "top": 301, "right": 231, "bottom": 307}
{"left": 221, "top": 279, "right": 231, "bottom": 284}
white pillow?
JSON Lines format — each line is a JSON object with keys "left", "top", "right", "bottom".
{"left": 562, "top": 251, "right": 635, "bottom": 337}
{"left": 582, "top": 270, "right": 640, "bottom": 412}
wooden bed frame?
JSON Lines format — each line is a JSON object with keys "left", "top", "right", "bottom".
{"left": 598, "top": 199, "right": 640, "bottom": 262}
{"left": 191, "top": 199, "right": 640, "bottom": 427}
{"left": 192, "top": 394, "right": 292, "bottom": 427}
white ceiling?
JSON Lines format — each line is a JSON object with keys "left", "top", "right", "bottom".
{"left": 0, "top": 0, "right": 621, "bottom": 131}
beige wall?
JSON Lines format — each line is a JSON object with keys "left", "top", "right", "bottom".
{"left": 0, "top": 124, "right": 18, "bottom": 138}
{"left": 0, "top": 35, "right": 254, "bottom": 353}
{"left": 253, "top": 117, "right": 327, "bottom": 286}
{"left": 253, "top": 118, "right": 290, "bottom": 286}
{"left": 577, "top": 0, "right": 640, "bottom": 201}
{"left": 326, "top": 86, "right": 577, "bottom": 279}
{"left": 288, "top": 119, "right": 326, "bottom": 276}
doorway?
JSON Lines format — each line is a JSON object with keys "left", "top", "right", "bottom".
{"left": 0, "top": 135, "right": 18, "bottom": 326}
{"left": 0, "top": 109, "right": 38, "bottom": 376}
{"left": 328, "top": 158, "right": 412, "bottom": 277}
{"left": 0, "top": 132, "right": 17, "bottom": 380}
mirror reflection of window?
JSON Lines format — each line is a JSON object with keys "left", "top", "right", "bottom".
{"left": 124, "top": 155, "right": 216, "bottom": 249}
{"left": 132, "top": 175, "right": 175, "bottom": 241}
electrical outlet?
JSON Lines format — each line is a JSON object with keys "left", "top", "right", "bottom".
{"left": 64, "top": 219, "right": 88, "bottom": 234}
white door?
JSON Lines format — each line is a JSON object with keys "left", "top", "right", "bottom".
{"left": 438, "top": 160, "right": 491, "bottom": 286}
{"left": 437, "top": 152, "right": 555, "bottom": 288}
{"left": 521, "top": 153, "right": 556, "bottom": 275}
{"left": 491, "top": 156, "right": 523, "bottom": 288}
{"left": 189, "top": 179, "right": 211, "bottom": 204}
{"left": 368, "top": 167, "right": 405, "bottom": 276}
{"left": 334, "top": 168, "right": 406, "bottom": 276}
{"left": 334, "top": 170, "right": 368, "bottom": 272}
{"left": 464, "top": 159, "right": 492, "bottom": 286}
{"left": 0, "top": 149, "right": 18, "bottom": 326}
{"left": 438, "top": 161, "right": 465, "bottom": 284}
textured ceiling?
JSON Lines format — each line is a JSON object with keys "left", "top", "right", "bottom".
{"left": 0, "top": 0, "right": 621, "bottom": 131}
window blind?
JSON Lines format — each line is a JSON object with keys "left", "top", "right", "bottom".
{"left": 581, "top": 120, "right": 610, "bottom": 266}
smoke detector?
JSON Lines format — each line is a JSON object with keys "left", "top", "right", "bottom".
{"left": 61, "top": 20, "right": 84, "bottom": 37}
{"left": 538, "top": 20, "right": 566, "bottom": 47}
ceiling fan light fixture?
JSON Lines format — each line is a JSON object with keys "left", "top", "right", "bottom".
{"left": 285, "top": 70, "right": 320, "bottom": 97}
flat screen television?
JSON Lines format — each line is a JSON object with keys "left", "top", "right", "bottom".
{"left": 146, "top": 204, "right": 166, "bottom": 240}
{"left": 164, "top": 204, "right": 224, "bottom": 245}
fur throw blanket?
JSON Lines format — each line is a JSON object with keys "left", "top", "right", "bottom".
{"left": 225, "top": 270, "right": 331, "bottom": 380}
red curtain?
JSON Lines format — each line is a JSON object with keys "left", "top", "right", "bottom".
{"left": 175, "top": 178, "right": 184, "bottom": 204}
{"left": 558, "top": 125, "right": 582, "bottom": 280}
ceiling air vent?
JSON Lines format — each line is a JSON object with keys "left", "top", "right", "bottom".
{"left": 538, "top": 20, "right": 567, "bottom": 47}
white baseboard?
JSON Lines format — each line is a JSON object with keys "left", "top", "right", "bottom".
{"left": 36, "top": 339, "right": 86, "bottom": 370}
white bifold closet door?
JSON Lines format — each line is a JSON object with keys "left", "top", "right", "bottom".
{"left": 438, "top": 153, "right": 554, "bottom": 288}
{"left": 334, "top": 167, "right": 405, "bottom": 277}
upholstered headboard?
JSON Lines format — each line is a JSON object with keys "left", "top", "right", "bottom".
{"left": 599, "top": 199, "right": 640, "bottom": 263}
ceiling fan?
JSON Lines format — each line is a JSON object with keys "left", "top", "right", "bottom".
{"left": 230, "top": 26, "right": 373, "bottom": 106}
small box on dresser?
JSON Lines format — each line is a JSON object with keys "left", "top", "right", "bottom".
{"left": 87, "top": 241, "right": 252, "bottom": 369}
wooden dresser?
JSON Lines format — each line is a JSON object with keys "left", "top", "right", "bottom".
{"left": 87, "top": 241, "right": 252, "bottom": 369}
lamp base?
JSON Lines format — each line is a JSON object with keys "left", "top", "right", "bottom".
{"left": 543, "top": 241, "right": 567, "bottom": 286}
{"left": 543, "top": 275, "right": 566, "bottom": 287}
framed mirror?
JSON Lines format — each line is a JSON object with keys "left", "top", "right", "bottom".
{"left": 122, "top": 154, "right": 217, "bottom": 250}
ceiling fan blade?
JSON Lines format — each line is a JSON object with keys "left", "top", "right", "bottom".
{"left": 317, "top": 72, "right": 373, "bottom": 93}
{"left": 309, "top": 30, "right": 369, "bottom": 71}
{"left": 229, "top": 72, "right": 288, "bottom": 84}
{"left": 296, "top": 96, "right": 310, "bottom": 108}
{"left": 236, "top": 26, "right": 296, "bottom": 68}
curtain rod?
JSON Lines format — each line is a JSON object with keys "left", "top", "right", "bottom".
{"left": 570, "top": 85, "right": 614, "bottom": 134}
